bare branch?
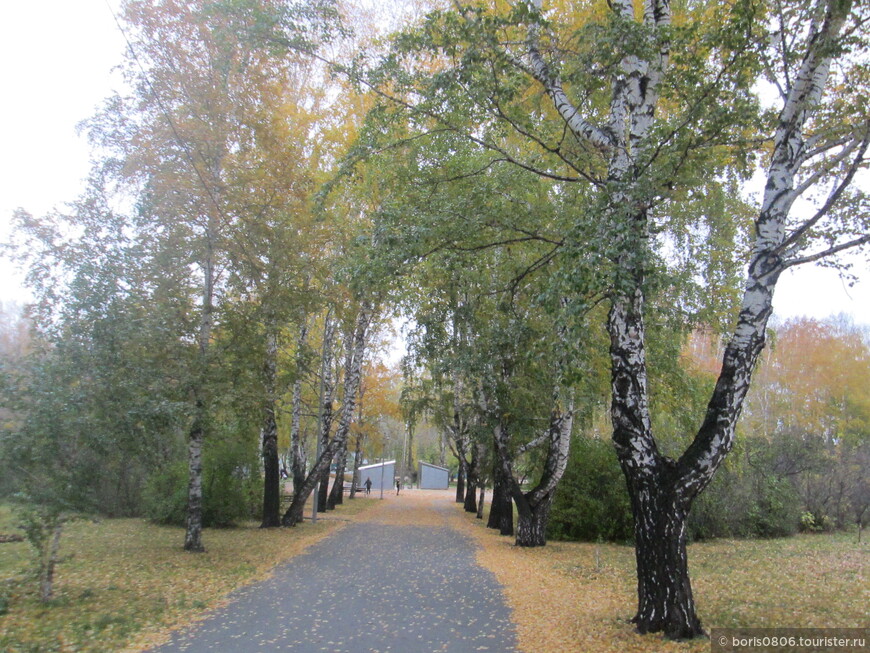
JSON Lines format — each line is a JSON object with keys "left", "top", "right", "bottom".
{"left": 793, "top": 133, "right": 866, "bottom": 197}
{"left": 782, "top": 234, "right": 870, "bottom": 269}
{"left": 776, "top": 132, "right": 869, "bottom": 255}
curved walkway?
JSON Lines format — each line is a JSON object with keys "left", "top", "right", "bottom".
{"left": 147, "top": 490, "right": 517, "bottom": 653}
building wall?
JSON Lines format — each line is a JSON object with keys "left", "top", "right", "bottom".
{"left": 357, "top": 461, "right": 395, "bottom": 491}
{"left": 419, "top": 462, "right": 449, "bottom": 490}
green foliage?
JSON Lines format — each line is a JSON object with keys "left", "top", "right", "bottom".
{"left": 142, "top": 464, "right": 189, "bottom": 527}
{"left": 12, "top": 502, "right": 66, "bottom": 602}
{"left": 689, "top": 438, "right": 803, "bottom": 540}
{"left": 548, "top": 436, "right": 633, "bottom": 543}
{"left": 746, "top": 475, "right": 802, "bottom": 538}
{"left": 143, "top": 439, "right": 262, "bottom": 528}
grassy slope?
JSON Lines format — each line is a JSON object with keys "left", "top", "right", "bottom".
{"left": 452, "top": 508, "right": 868, "bottom": 653}
{"left": 0, "top": 499, "right": 376, "bottom": 653}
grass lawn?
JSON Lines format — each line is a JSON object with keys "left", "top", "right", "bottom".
{"left": 0, "top": 498, "right": 376, "bottom": 653}
{"left": 454, "top": 508, "right": 868, "bottom": 653}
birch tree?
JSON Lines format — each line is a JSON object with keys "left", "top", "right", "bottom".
{"left": 518, "top": 0, "right": 867, "bottom": 638}
{"left": 366, "top": 0, "right": 868, "bottom": 638}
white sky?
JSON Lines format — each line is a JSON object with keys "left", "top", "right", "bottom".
{"left": 0, "top": 0, "right": 867, "bottom": 326}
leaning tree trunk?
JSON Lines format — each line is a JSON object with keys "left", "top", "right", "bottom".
{"left": 316, "top": 314, "right": 338, "bottom": 513}
{"left": 290, "top": 321, "right": 310, "bottom": 496}
{"left": 328, "top": 325, "right": 358, "bottom": 510}
{"left": 260, "top": 327, "right": 281, "bottom": 527}
{"left": 282, "top": 302, "right": 372, "bottom": 527}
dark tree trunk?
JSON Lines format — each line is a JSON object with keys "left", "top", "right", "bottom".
{"left": 464, "top": 444, "right": 479, "bottom": 513}
{"left": 260, "top": 328, "right": 281, "bottom": 528}
{"left": 464, "top": 478, "right": 478, "bottom": 512}
{"left": 455, "top": 459, "right": 466, "bottom": 503}
{"left": 349, "top": 434, "right": 363, "bottom": 499}
{"left": 487, "top": 456, "right": 514, "bottom": 536}
{"left": 292, "top": 451, "right": 307, "bottom": 498}
{"left": 498, "top": 491, "right": 514, "bottom": 536}
{"left": 625, "top": 472, "right": 701, "bottom": 638}
{"left": 514, "top": 490, "right": 554, "bottom": 547}
{"left": 476, "top": 483, "right": 485, "bottom": 519}
{"left": 260, "top": 412, "right": 280, "bottom": 527}
{"left": 317, "top": 465, "right": 330, "bottom": 512}
{"left": 327, "top": 443, "right": 348, "bottom": 509}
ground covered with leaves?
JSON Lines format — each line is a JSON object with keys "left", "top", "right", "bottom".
{"left": 0, "top": 499, "right": 375, "bottom": 652}
{"left": 450, "top": 497, "right": 868, "bottom": 653}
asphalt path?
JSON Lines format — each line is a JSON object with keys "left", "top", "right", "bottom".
{"left": 147, "top": 491, "right": 517, "bottom": 653}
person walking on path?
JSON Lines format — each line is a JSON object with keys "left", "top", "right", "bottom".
{"left": 396, "top": 479, "right": 401, "bottom": 495}
{"left": 364, "top": 477, "right": 372, "bottom": 495}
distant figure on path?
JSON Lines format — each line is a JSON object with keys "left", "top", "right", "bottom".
{"left": 364, "top": 477, "right": 372, "bottom": 495}
{"left": 396, "top": 479, "right": 401, "bottom": 495}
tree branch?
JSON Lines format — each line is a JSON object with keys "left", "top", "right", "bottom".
{"left": 782, "top": 234, "right": 870, "bottom": 269}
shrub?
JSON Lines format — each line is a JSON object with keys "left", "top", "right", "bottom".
{"left": 548, "top": 436, "right": 633, "bottom": 543}
{"left": 745, "top": 475, "right": 800, "bottom": 538}
{"left": 142, "top": 438, "right": 262, "bottom": 528}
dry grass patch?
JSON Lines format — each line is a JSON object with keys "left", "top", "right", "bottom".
{"left": 0, "top": 498, "right": 377, "bottom": 653}
{"left": 450, "top": 506, "right": 868, "bottom": 653}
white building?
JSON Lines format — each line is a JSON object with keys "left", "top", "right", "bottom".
{"left": 357, "top": 460, "right": 396, "bottom": 491}
{"left": 419, "top": 462, "right": 449, "bottom": 490}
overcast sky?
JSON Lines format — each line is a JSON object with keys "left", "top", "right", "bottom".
{"left": 1, "top": 0, "right": 867, "bottom": 326}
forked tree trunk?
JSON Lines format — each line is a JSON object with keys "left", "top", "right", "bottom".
{"left": 513, "top": 490, "right": 554, "bottom": 547}
{"left": 492, "top": 385, "right": 573, "bottom": 547}
{"left": 624, "top": 470, "right": 700, "bottom": 637}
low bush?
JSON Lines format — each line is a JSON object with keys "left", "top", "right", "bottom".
{"left": 548, "top": 436, "right": 633, "bottom": 543}
{"left": 142, "top": 438, "right": 262, "bottom": 528}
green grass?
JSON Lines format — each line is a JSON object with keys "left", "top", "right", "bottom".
{"left": 461, "top": 508, "right": 868, "bottom": 653}
{"left": 0, "top": 498, "right": 376, "bottom": 652}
